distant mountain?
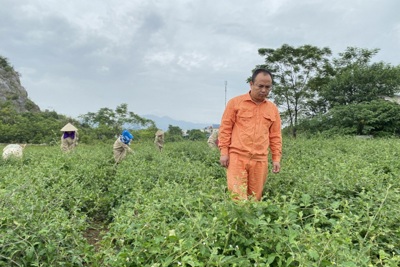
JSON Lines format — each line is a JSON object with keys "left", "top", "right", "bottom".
{"left": 141, "top": 114, "right": 211, "bottom": 131}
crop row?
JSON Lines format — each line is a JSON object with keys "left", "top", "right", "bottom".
{"left": 1, "top": 137, "right": 399, "bottom": 266}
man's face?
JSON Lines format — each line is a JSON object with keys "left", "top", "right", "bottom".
{"left": 250, "top": 73, "right": 273, "bottom": 103}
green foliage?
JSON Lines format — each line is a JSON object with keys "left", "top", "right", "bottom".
{"left": 297, "top": 100, "right": 400, "bottom": 137}
{"left": 25, "top": 99, "right": 40, "bottom": 112}
{"left": 186, "top": 129, "right": 207, "bottom": 141}
{"left": 308, "top": 47, "right": 400, "bottom": 117}
{"left": 333, "top": 47, "right": 379, "bottom": 68}
{"left": 131, "top": 125, "right": 159, "bottom": 142}
{"left": 256, "top": 46, "right": 400, "bottom": 136}
{"left": 318, "top": 48, "right": 400, "bottom": 109}
{"left": 166, "top": 125, "right": 184, "bottom": 142}
{"left": 1, "top": 138, "right": 400, "bottom": 266}
{"left": 0, "top": 55, "right": 15, "bottom": 73}
{"left": 167, "top": 125, "right": 183, "bottom": 136}
{"left": 79, "top": 103, "right": 155, "bottom": 139}
{"left": 0, "top": 103, "right": 158, "bottom": 144}
{"left": 255, "top": 44, "right": 332, "bottom": 137}
{"left": 0, "top": 104, "right": 78, "bottom": 144}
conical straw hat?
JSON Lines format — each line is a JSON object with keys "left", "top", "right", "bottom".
{"left": 155, "top": 130, "right": 164, "bottom": 136}
{"left": 60, "top": 123, "right": 78, "bottom": 132}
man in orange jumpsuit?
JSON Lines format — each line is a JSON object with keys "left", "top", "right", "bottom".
{"left": 218, "top": 68, "right": 282, "bottom": 201}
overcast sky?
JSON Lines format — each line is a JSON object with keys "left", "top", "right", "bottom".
{"left": 1, "top": 0, "right": 399, "bottom": 124}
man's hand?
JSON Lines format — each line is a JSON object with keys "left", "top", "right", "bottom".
{"left": 272, "top": 161, "right": 280, "bottom": 173}
{"left": 220, "top": 155, "right": 229, "bottom": 168}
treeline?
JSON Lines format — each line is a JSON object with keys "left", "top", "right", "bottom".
{"left": 0, "top": 102, "right": 208, "bottom": 144}
{"left": 2, "top": 44, "right": 400, "bottom": 143}
{"left": 255, "top": 45, "right": 400, "bottom": 137}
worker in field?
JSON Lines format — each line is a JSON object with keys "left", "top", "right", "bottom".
{"left": 2, "top": 144, "right": 27, "bottom": 160}
{"left": 113, "top": 129, "right": 134, "bottom": 163}
{"left": 218, "top": 68, "right": 282, "bottom": 201}
{"left": 207, "top": 128, "right": 219, "bottom": 149}
{"left": 60, "top": 123, "right": 79, "bottom": 152}
{"left": 154, "top": 129, "right": 164, "bottom": 152}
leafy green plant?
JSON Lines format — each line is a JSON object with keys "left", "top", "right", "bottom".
{"left": 1, "top": 137, "right": 399, "bottom": 266}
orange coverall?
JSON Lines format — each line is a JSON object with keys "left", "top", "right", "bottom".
{"left": 218, "top": 92, "right": 282, "bottom": 200}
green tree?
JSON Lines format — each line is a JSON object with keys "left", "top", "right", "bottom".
{"left": 255, "top": 44, "right": 332, "bottom": 137}
{"left": 0, "top": 104, "right": 75, "bottom": 144}
{"left": 131, "top": 125, "right": 159, "bottom": 142}
{"left": 186, "top": 129, "right": 207, "bottom": 141}
{"left": 298, "top": 100, "right": 400, "bottom": 137}
{"left": 316, "top": 47, "right": 400, "bottom": 109}
{"left": 0, "top": 101, "right": 18, "bottom": 124}
{"left": 79, "top": 103, "right": 155, "bottom": 140}
{"left": 165, "top": 125, "right": 184, "bottom": 142}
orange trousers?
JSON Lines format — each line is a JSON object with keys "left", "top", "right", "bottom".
{"left": 227, "top": 153, "right": 268, "bottom": 201}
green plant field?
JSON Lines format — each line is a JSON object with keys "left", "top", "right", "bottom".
{"left": 1, "top": 137, "right": 400, "bottom": 266}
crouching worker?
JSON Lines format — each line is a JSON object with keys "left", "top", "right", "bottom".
{"left": 2, "top": 144, "right": 27, "bottom": 160}
{"left": 154, "top": 129, "right": 164, "bottom": 152}
{"left": 207, "top": 129, "right": 219, "bottom": 149}
{"left": 113, "top": 129, "right": 134, "bottom": 164}
{"left": 60, "top": 123, "right": 79, "bottom": 152}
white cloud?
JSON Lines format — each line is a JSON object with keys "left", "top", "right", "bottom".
{"left": 177, "top": 52, "right": 207, "bottom": 70}
{"left": 97, "top": 66, "right": 110, "bottom": 73}
{"left": 144, "top": 51, "right": 176, "bottom": 66}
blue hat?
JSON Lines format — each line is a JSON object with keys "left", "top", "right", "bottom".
{"left": 120, "top": 130, "right": 133, "bottom": 144}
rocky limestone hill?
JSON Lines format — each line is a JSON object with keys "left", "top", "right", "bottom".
{"left": 0, "top": 56, "right": 40, "bottom": 112}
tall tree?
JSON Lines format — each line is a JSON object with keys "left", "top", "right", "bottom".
{"left": 79, "top": 103, "right": 155, "bottom": 139}
{"left": 299, "top": 47, "right": 400, "bottom": 137}
{"left": 300, "top": 100, "right": 400, "bottom": 137}
{"left": 256, "top": 44, "right": 332, "bottom": 137}
{"left": 316, "top": 47, "right": 400, "bottom": 109}
{"left": 166, "top": 125, "right": 184, "bottom": 142}
{"left": 186, "top": 129, "right": 207, "bottom": 141}
{"left": 0, "top": 103, "right": 73, "bottom": 144}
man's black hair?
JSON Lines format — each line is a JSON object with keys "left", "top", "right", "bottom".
{"left": 251, "top": 68, "right": 273, "bottom": 83}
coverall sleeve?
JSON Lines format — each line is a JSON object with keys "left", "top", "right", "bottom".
{"left": 218, "top": 99, "right": 236, "bottom": 156}
{"left": 269, "top": 107, "right": 282, "bottom": 162}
